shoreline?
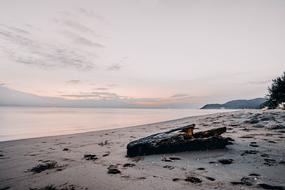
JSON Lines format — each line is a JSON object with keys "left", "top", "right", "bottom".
{"left": 0, "top": 110, "right": 284, "bottom": 190}
{"left": 0, "top": 109, "right": 238, "bottom": 143}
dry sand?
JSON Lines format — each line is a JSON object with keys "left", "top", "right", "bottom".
{"left": 0, "top": 110, "right": 284, "bottom": 190}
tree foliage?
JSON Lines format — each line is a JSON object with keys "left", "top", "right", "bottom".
{"left": 266, "top": 72, "right": 285, "bottom": 108}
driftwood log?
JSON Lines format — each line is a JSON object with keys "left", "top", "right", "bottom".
{"left": 127, "top": 125, "right": 232, "bottom": 157}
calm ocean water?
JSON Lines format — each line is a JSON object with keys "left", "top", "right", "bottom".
{"left": 0, "top": 107, "right": 233, "bottom": 142}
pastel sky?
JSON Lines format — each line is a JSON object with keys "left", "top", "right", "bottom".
{"left": 0, "top": 0, "right": 284, "bottom": 108}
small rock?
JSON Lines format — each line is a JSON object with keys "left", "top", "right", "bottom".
{"left": 249, "top": 173, "right": 260, "bottom": 177}
{"left": 98, "top": 140, "right": 109, "bottom": 146}
{"left": 102, "top": 152, "right": 110, "bottom": 157}
{"left": 205, "top": 176, "right": 215, "bottom": 181}
{"left": 240, "top": 135, "right": 255, "bottom": 139}
{"left": 185, "top": 176, "right": 202, "bottom": 184}
{"left": 264, "top": 158, "right": 277, "bottom": 166}
{"left": 29, "top": 185, "right": 57, "bottom": 190}
{"left": 30, "top": 160, "right": 58, "bottom": 173}
{"left": 161, "top": 157, "right": 173, "bottom": 162}
{"left": 241, "top": 150, "right": 259, "bottom": 156}
{"left": 249, "top": 144, "right": 259, "bottom": 147}
{"left": 121, "top": 175, "right": 130, "bottom": 179}
{"left": 107, "top": 165, "right": 121, "bottom": 174}
{"left": 123, "top": 163, "right": 136, "bottom": 168}
{"left": 62, "top": 148, "right": 69, "bottom": 151}
{"left": 245, "top": 118, "right": 259, "bottom": 124}
{"left": 231, "top": 177, "right": 255, "bottom": 186}
{"left": 83, "top": 154, "right": 98, "bottom": 161}
{"left": 169, "top": 156, "right": 181, "bottom": 160}
{"left": 163, "top": 165, "right": 175, "bottom": 170}
{"left": 279, "top": 161, "right": 285, "bottom": 165}
{"left": 240, "top": 177, "right": 254, "bottom": 186}
{"left": 258, "top": 183, "right": 285, "bottom": 190}
{"left": 260, "top": 153, "right": 270, "bottom": 158}
{"left": 218, "top": 159, "right": 234, "bottom": 165}
{"left": 252, "top": 124, "right": 265, "bottom": 128}
{"left": 231, "top": 181, "right": 244, "bottom": 185}
{"left": 267, "top": 140, "right": 277, "bottom": 144}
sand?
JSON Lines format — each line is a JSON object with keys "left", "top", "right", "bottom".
{"left": 0, "top": 110, "right": 284, "bottom": 190}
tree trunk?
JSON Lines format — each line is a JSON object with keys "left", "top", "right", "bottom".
{"left": 127, "top": 125, "right": 232, "bottom": 157}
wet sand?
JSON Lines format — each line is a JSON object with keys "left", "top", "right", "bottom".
{"left": 0, "top": 110, "right": 284, "bottom": 190}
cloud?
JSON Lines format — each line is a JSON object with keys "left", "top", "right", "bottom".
{"left": 61, "top": 91, "right": 179, "bottom": 107}
{"left": 129, "top": 94, "right": 202, "bottom": 107}
{"left": 1, "top": 25, "right": 30, "bottom": 35}
{"left": 57, "top": 19, "right": 97, "bottom": 35}
{"left": 62, "top": 91, "right": 126, "bottom": 100}
{"left": 94, "top": 87, "right": 109, "bottom": 91}
{"left": 66, "top": 80, "right": 82, "bottom": 85}
{"left": 0, "top": 24, "right": 97, "bottom": 70}
{"left": 106, "top": 64, "right": 122, "bottom": 71}
{"left": 171, "top": 93, "right": 189, "bottom": 98}
{"left": 61, "top": 30, "right": 104, "bottom": 48}
{"left": 75, "top": 36, "right": 104, "bottom": 48}
{"left": 61, "top": 90, "right": 199, "bottom": 107}
{"left": 77, "top": 8, "right": 108, "bottom": 23}
{"left": 0, "top": 8, "right": 111, "bottom": 71}
{"left": 106, "top": 57, "right": 128, "bottom": 71}
{"left": 0, "top": 81, "right": 6, "bottom": 86}
{"left": 108, "top": 84, "right": 118, "bottom": 87}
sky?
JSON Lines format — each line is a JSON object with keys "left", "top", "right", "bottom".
{"left": 0, "top": 0, "right": 284, "bottom": 108}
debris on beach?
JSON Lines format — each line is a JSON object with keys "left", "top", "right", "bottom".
{"left": 126, "top": 124, "right": 233, "bottom": 157}
{"left": 205, "top": 176, "right": 216, "bottom": 181}
{"left": 249, "top": 142, "right": 259, "bottom": 147}
{"left": 163, "top": 165, "right": 175, "bottom": 170}
{"left": 29, "top": 160, "right": 58, "bottom": 173}
{"left": 0, "top": 186, "right": 10, "bottom": 190}
{"left": 184, "top": 176, "right": 202, "bottom": 184}
{"left": 258, "top": 183, "right": 285, "bottom": 190}
{"left": 107, "top": 165, "right": 121, "bottom": 174}
{"left": 218, "top": 159, "right": 234, "bottom": 165}
{"left": 264, "top": 158, "right": 277, "bottom": 166}
{"left": 161, "top": 156, "right": 181, "bottom": 162}
{"left": 29, "top": 183, "right": 87, "bottom": 190}
{"left": 98, "top": 140, "right": 110, "bottom": 146}
{"left": 241, "top": 150, "right": 259, "bottom": 156}
{"left": 29, "top": 185, "right": 57, "bottom": 190}
{"left": 123, "top": 163, "right": 135, "bottom": 168}
{"left": 102, "top": 151, "right": 110, "bottom": 157}
{"left": 83, "top": 154, "right": 98, "bottom": 161}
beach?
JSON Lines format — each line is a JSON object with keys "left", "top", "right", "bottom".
{"left": 0, "top": 110, "right": 284, "bottom": 190}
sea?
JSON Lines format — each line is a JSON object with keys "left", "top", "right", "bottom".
{"left": 0, "top": 107, "right": 233, "bottom": 142}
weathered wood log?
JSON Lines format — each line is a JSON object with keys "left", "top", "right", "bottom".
{"left": 193, "top": 127, "right": 226, "bottom": 138}
{"left": 126, "top": 125, "right": 231, "bottom": 157}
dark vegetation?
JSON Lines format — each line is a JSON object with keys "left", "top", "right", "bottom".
{"left": 265, "top": 72, "right": 285, "bottom": 109}
{"left": 201, "top": 98, "right": 266, "bottom": 109}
